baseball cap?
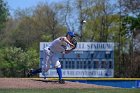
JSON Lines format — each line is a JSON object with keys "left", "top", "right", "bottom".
{"left": 67, "top": 31, "right": 75, "bottom": 37}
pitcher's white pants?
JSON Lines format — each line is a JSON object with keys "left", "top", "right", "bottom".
{"left": 42, "top": 48, "right": 61, "bottom": 73}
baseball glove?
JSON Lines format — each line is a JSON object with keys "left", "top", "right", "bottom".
{"left": 71, "top": 38, "right": 77, "bottom": 49}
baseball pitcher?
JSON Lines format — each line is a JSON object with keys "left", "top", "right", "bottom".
{"left": 28, "top": 31, "right": 77, "bottom": 84}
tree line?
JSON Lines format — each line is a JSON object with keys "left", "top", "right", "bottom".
{"left": 0, "top": 0, "right": 140, "bottom": 77}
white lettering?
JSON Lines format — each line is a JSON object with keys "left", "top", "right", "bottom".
{"left": 45, "top": 69, "right": 113, "bottom": 77}
{"left": 40, "top": 42, "right": 114, "bottom": 51}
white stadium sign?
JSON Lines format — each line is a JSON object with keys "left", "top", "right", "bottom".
{"left": 39, "top": 42, "right": 114, "bottom": 78}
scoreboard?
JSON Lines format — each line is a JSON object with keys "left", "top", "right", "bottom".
{"left": 39, "top": 42, "right": 114, "bottom": 78}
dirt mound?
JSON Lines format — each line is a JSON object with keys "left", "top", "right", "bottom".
{"left": 0, "top": 78, "right": 113, "bottom": 89}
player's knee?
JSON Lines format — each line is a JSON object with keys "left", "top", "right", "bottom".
{"left": 43, "top": 65, "right": 50, "bottom": 71}
{"left": 46, "top": 65, "right": 50, "bottom": 69}
{"left": 55, "top": 64, "right": 61, "bottom": 68}
{"left": 56, "top": 65, "right": 61, "bottom": 68}
{"left": 55, "top": 61, "right": 61, "bottom": 68}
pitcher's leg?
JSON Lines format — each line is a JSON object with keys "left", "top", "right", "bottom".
{"left": 42, "top": 51, "right": 51, "bottom": 77}
{"left": 56, "top": 67, "right": 65, "bottom": 84}
{"left": 32, "top": 68, "right": 42, "bottom": 74}
{"left": 55, "top": 61, "right": 65, "bottom": 84}
{"left": 56, "top": 68, "right": 62, "bottom": 80}
{"left": 42, "top": 56, "right": 50, "bottom": 72}
{"left": 27, "top": 68, "right": 42, "bottom": 77}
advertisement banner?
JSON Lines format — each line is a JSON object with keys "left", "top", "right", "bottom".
{"left": 39, "top": 42, "right": 114, "bottom": 78}
{"left": 136, "top": 80, "right": 140, "bottom": 88}
{"left": 40, "top": 42, "right": 114, "bottom": 51}
{"left": 40, "top": 69, "right": 114, "bottom": 78}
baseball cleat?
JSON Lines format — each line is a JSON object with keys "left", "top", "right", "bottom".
{"left": 59, "top": 79, "right": 65, "bottom": 84}
{"left": 27, "top": 69, "right": 33, "bottom": 77}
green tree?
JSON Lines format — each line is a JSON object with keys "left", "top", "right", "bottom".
{"left": 32, "top": 3, "right": 65, "bottom": 40}
{"left": 3, "top": 3, "right": 66, "bottom": 50}
{"left": 0, "top": 0, "right": 9, "bottom": 41}
{"left": 78, "top": 0, "right": 119, "bottom": 42}
{"left": 0, "top": 0, "right": 8, "bottom": 30}
{"left": 0, "top": 47, "right": 39, "bottom": 77}
{"left": 115, "top": 0, "right": 140, "bottom": 77}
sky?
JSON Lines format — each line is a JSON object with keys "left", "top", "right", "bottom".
{"left": 5, "top": 0, "right": 117, "bottom": 16}
{"left": 5, "top": 0, "right": 63, "bottom": 16}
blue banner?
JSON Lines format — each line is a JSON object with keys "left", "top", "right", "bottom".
{"left": 136, "top": 80, "right": 140, "bottom": 88}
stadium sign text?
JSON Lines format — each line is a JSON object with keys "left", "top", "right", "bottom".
{"left": 40, "top": 42, "right": 114, "bottom": 51}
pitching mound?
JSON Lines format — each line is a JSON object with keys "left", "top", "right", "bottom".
{"left": 0, "top": 78, "right": 113, "bottom": 89}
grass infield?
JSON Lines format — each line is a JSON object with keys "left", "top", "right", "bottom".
{"left": 0, "top": 88, "right": 140, "bottom": 93}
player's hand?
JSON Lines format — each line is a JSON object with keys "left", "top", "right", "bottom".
{"left": 71, "top": 38, "right": 77, "bottom": 49}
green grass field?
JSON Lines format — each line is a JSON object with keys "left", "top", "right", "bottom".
{"left": 0, "top": 88, "right": 140, "bottom": 93}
